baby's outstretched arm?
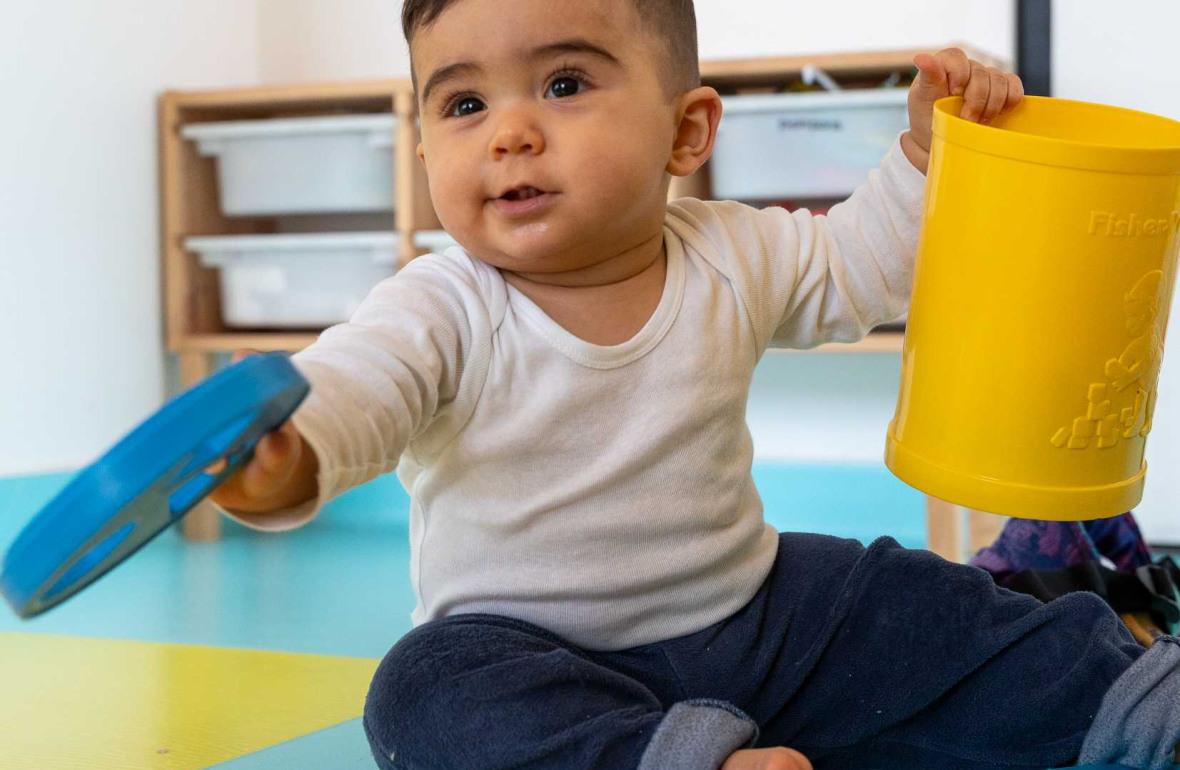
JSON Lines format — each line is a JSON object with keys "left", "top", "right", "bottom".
{"left": 208, "top": 255, "right": 491, "bottom": 528}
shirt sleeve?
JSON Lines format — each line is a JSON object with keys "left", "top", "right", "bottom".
{"left": 219, "top": 251, "right": 497, "bottom": 532}
{"left": 666, "top": 132, "right": 927, "bottom": 353}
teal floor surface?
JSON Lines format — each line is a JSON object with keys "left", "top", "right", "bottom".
{"left": 0, "top": 463, "right": 925, "bottom": 656}
{"left": 11, "top": 463, "right": 1153, "bottom": 770}
{"left": 208, "top": 720, "right": 373, "bottom": 769}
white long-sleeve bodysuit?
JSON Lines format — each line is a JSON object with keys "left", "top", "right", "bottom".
{"left": 224, "top": 135, "right": 927, "bottom": 652}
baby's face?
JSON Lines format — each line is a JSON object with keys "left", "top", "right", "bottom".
{"left": 412, "top": 0, "right": 680, "bottom": 276}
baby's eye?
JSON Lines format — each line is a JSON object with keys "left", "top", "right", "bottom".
{"left": 450, "top": 97, "right": 486, "bottom": 118}
{"left": 546, "top": 76, "right": 582, "bottom": 99}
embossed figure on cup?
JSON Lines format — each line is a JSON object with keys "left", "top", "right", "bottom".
{"left": 1051, "top": 270, "right": 1165, "bottom": 451}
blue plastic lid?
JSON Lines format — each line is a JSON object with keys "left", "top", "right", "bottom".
{"left": 0, "top": 352, "right": 309, "bottom": 618}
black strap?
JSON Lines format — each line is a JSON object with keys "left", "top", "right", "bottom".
{"left": 999, "top": 561, "right": 1180, "bottom": 633}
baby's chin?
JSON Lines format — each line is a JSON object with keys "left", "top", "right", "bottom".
{"left": 475, "top": 249, "right": 590, "bottom": 277}
{"left": 459, "top": 227, "right": 591, "bottom": 274}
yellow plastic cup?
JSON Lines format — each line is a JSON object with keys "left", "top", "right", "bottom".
{"left": 885, "top": 95, "right": 1180, "bottom": 520}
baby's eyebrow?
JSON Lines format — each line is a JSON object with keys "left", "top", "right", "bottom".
{"left": 421, "top": 39, "right": 621, "bottom": 106}
{"left": 422, "top": 61, "right": 483, "bottom": 106}
{"left": 529, "top": 39, "right": 621, "bottom": 67}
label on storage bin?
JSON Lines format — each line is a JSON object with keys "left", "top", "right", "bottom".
{"left": 777, "top": 118, "right": 843, "bottom": 132}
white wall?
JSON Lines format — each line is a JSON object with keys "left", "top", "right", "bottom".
{"left": 256, "top": 0, "right": 1014, "bottom": 83}
{"left": 0, "top": 1, "right": 259, "bottom": 476}
{"left": 694, "top": 1, "right": 1012, "bottom": 64}
{"left": 1053, "top": 0, "right": 1180, "bottom": 540}
{"left": 257, "top": 0, "right": 406, "bottom": 84}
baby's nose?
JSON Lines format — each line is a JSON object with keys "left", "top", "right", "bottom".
{"left": 490, "top": 115, "right": 545, "bottom": 159}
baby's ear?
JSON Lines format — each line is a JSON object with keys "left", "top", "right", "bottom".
{"left": 417, "top": 142, "right": 427, "bottom": 166}
{"left": 667, "top": 87, "right": 722, "bottom": 178}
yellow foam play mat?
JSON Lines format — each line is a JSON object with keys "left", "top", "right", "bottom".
{"left": 0, "top": 632, "right": 379, "bottom": 770}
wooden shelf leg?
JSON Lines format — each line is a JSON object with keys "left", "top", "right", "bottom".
{"left": 967, "top": 509, "right": 1008, "bottom": 561}
{"left": 394, "top": 86, "right": 419, "bottom": 268}
{"left": 926, "top": 495, "right": 963, "bottom": 562}
{"left": 178, "top": 352, "right": 222, "bottom": 542}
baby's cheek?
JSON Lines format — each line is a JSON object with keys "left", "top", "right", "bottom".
{"left": 591, "top": 144, "right": 665, "bottom": 211}
{"left": 427, "top": 165, "right": 479, "bottom": 230}
{"left": 580, "top": 134, "right": 643, "bottom": 191}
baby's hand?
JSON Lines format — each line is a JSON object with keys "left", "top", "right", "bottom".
{"left": 901, "top": 47, "right": 1025, "bottom": 172}
{"left": 207, "top": 351, "right": 315, "bottom": 513}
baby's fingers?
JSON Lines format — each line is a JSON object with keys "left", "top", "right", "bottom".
{"left": 959, "top": 64, "right": 1025, "bottom": 125}
{"left": 204, "top": 418, "right": 293, "bottom": 479}
{"left": 255, "top": 421, "right": 298, "bottom": 473}
{"left": 204, "top": 350, "right": 262, "bottom": 477}
{"left": 935, "top": 47, "right": 972, "bottom": 97}
{"left": 1003, "top": 72, "right": 1025, "bottom": 111}
{"left": 979, "top": 69, "right": 1009, "bottom": 124}
{"left": 960, "top": 61, "right": 992, "bottom": 122}
{"left": 239, "top": 422, "right": 301, "bottom": 499}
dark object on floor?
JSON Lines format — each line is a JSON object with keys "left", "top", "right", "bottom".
{"left": 969, "top": 515, "right": 1176, "bottom": 647}
{"left": 1001, "top": 561, "right": 1180, "bottom": 646}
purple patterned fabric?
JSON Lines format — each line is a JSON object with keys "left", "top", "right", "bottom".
{"left": 968, "top": 513, "right": 1152, "bottom": 582}
{"left": 1085, "top": 513, "right": 1154, "bottom": 572}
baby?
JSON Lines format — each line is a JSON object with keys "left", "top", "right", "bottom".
{"left": 211, "top": 1, "right": 1180, "bottom": 768}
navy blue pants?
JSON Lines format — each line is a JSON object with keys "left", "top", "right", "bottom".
{"left": 362, "top": 533, "right": 1169, "bottom": 770}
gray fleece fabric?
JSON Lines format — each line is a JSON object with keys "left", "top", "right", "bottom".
{"left": 1079, "top": 636, "right": 1180, "bottom": 769}
{"left": 637, "top": 700, "right": 759, "bottom": 770}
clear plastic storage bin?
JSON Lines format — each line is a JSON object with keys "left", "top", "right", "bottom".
{"left": 186, "top": 232, "right": 399, "bottom": 328}
{"left": 712, "top": 89, "right": 909, "bottom": 201}
{"left": 181, "top": 115, "right": 397, "bottom": 216}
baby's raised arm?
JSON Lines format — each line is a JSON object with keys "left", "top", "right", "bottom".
{"left": 667, "top": 50, "right": 1022, "bottom": 353}
{"left": 666, "top": 141, "right": 926, "bottom": 355}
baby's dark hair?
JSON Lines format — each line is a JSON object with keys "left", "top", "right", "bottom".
{"left": 401, "top": 0, "right": 700, "bottom": 97}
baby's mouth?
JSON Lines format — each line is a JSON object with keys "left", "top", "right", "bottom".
{"left": 490, "top": 185, "right": 559, "bottom": 218}
{"left": 499, "top": 186, "right": 546, "bottom": 201}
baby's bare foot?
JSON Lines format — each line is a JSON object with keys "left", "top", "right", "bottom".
{"left": 720, "top": 746, "right": 812, "bottom": 770}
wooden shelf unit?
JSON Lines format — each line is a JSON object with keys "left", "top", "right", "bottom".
{"left": 698, "top": 43, "right": 1006, "bottom": 89}
{"left": 159, "top": 79, "right": 428, "bottom": 539}
{"left": 159, "top": 79, "right": 437, "bottom": 359}
{"left": 158, "top": 46, "right": 1005, "bottom": 540}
